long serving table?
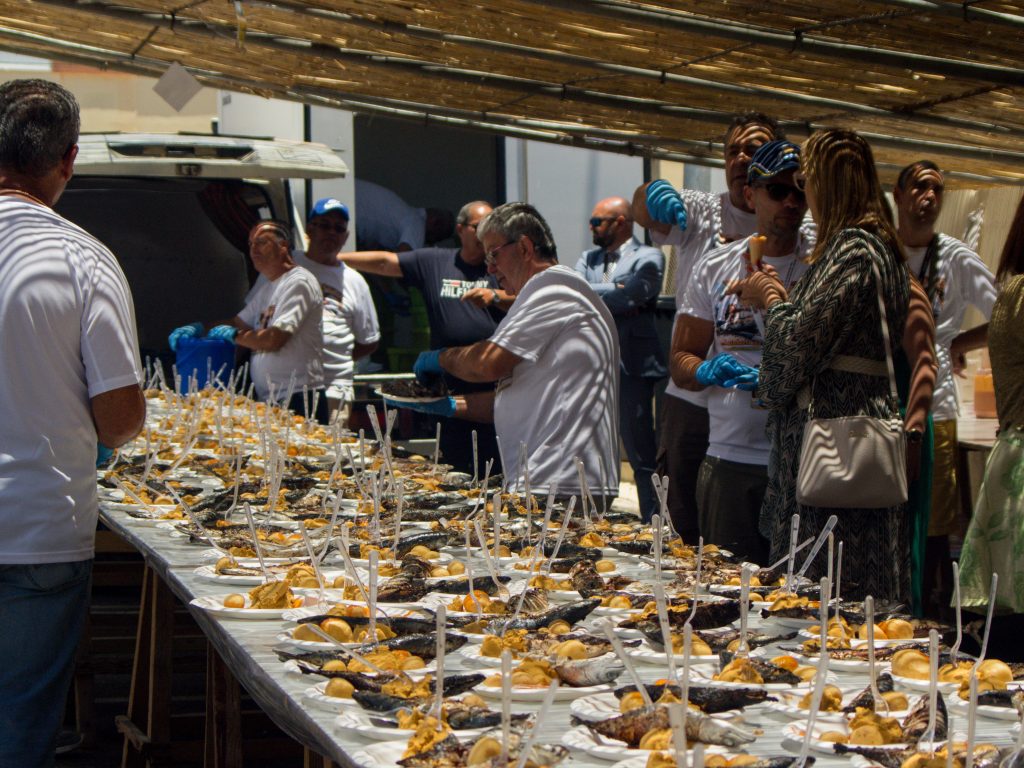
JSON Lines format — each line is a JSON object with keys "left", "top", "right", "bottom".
{"left": 100, "top": 504, "right": 1019, "bottom": 768}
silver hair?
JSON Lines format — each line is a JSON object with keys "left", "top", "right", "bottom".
{"left": 476, "top": 202, "right": 557, "bottom": 261}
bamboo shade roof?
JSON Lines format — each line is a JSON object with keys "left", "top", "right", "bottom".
{"left": 2, "top": 1, "right": 1023, "bottom": 186}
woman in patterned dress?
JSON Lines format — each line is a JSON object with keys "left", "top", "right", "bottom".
{"left": 728, "top": 128, "right": 911, "bottom": 603}
{"left": 958, "top": 195, "right": 1024, "bottom": 661}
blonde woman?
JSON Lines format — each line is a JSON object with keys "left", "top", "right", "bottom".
{"left": 729, "top": 128, "right": 911, "bottom": 602}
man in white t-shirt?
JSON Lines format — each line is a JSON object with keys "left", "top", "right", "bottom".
{"left": 631, "top": 112, "right": 783, "bottom": 540}
{"left": 386, "top": 203, "right": 620, "bottom": 499}
{"left": 673, "top": 140, "right": 811, "bottom": 562}
{"left": 0, "top": 79, "right": 145, "bottom": 766}
{"left": 169, "top": 221, "right": 326, "bottom": 420}
{"left": 294, "top": 198, "right": 380, "bottom": 426}
{"left": 894, "top": 160, "right": 997, "bottom": 617}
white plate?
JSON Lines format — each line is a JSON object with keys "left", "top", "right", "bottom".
{"left": 789, "top": 650, "right": 891, "bottom": 673}
{"left": 350, "top": 740, "right": 425, "bottom": 768}
{"left": 571, "top": 691, "right": 628, "bottom": 722}
{"left": 475, "top": 678, "right": 612, "bottom": 701}
{"left": 189, "top": 593, "right": 317, "bottom": 619}
{"left": 281, "top": 602, "right": 420, "bottom": 622}
{"left": 561, "top": 724, "right": 728, "bottom": 763}
{"left": 690, "top": 666, "right": 832, "bottom": 691}
{"left": 763, "top": 688, "right": 909, "bottom": 722}
{"left": 373, "top": 386, "right": 447, "bottom": 404}
{"left": 625, "top": 644, "right": 718, "bottom": 667}
{"left": 948, "top": 692, "right": 1021, "bottom": 721}
{"left": 889, "top": 673, "right": 960, "bottom": 694}
{"left": 761, "top": 613, "right": 819, "bottom": 629}
{"left": 302, "top": 682, "right": 367, "bottom": 712}
{"left": 797, "top": 628, "right": 928, "bottom": 647}
{"left": 781, "top": 722, "right": 913, "bottom": 755}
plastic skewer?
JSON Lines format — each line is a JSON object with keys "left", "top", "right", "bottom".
{"left": 737, "top": 565, "right": 753, "bottom": 657}
{"left": 599, "top": 618, "right": 654, "bottom": 710}
{"left": 978, "top": 572, "right": 999, "bottom": 663}
{"left": 299, "top": 526, "right": 326, "bottom": 610}
{"left": 514, "top": 679, "right": 559, "bottom": 768}
{"left": 653, "top": 579, "right": 677, "bottom": 682}
{"left": 866, "top": 596, "right": 888, "bottom": 714}
{"left": 950, "top": 561, "right": 963, "bottom": 665}
{"left": 242, "top": 502, "right": 273, "bottom": 583}
{"left": 432, "top": 605, "right": 446, "bottom": 728}
{"left": 965, "top": 673, "right": 979, "bottom": 768}
{"left": 501, "top": 649, "right": 512, "bottom": 762}
{"left": 795, "top": 515, "right": 837, "bottom": 581}
{"left": 305, "top": 625, "right": 391, "bottom": 677}
{"left": 669, "top": 702, "right": 689, "bottom": 768}
{"left": 784, "top": 514, "right": 800, "bottom": 594}
{"left": 367, "top": 549, "right": 379, "bottom": 644}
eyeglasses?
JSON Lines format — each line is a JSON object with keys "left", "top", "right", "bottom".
{"left": 311, "top": 219, "right": 348, "bottom": 234}
{"left": 793, "top": 171, "right": 807, "bottom": 192}
{"left": 484, "top": 240, "right": 517, "bottom": 267}
{"left": 758, "top": 183, "right": 805, "bottom": 203}
{"left": 589, "top": 216, "right": 616, "bottom": 228}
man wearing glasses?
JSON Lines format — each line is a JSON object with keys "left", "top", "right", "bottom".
{"left": 390, "top": 202, "right": 620, "bottom": 503}
{"left": 575, "top": 196, "right": 666, "bottom": 521}
{"left": 169, "top": 220, "right": 327, "bottom": 420}
{"left": 291, "top": 199, "right": 380, "bottom": 427}
{"left": 339, "top": 200, "right": 506, "bottom": 473}
{"left": 669, "top": 140, "right": 812, "bottom": 562}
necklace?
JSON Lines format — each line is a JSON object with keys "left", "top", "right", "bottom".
{"left": 0, "top": 187, "right": 49, "bottom": 207}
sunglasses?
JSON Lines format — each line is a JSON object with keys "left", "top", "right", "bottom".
{"left": 758, "top": 182, "right": 805, "bottom": 203}
{"left": 589, "top": 216, "right": 616, "bottom": 228}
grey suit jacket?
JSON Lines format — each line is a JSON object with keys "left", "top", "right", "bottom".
{"left": 575, "top": 236, "right": 668, "bottom": 379}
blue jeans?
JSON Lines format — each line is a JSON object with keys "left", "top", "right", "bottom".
{"left": 0, "top": 560, "right": 92, "bottom": 768}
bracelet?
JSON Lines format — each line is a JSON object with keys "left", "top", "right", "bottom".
{"left": 490, "top": 289, "right": 499, "bottom": 306}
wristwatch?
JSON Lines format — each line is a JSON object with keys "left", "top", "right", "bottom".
{"left": 489, "top": 289, "right": 499, "bottom": 306}
{"left": 906, "top": 428, "right": 923, "bottom": 444}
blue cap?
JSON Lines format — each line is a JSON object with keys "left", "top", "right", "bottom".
{"left": 309, "top": 197, "right": 349, "bottom": 221}
{"left": 747, "top": 140, "right": 802, "bottom": 184}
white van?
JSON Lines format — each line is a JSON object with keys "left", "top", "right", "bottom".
{"left": 55, "top": 133, "right": 347, "bottom": 360}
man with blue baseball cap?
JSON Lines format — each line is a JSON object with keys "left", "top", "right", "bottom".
{"left": 296, "top": 198, "right": 380, "bottom": 426}
{"left": 669, "top": 139, "right": 813, "bottom": 562}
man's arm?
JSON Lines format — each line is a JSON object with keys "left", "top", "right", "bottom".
{"left": 439, "top": 341, "right": 522, "bottom": 383}
{"left": 632, "top": 181, "right": 671, "bottom": 237}
{"left": 92, "top": 384, "right": 146, "bottom": 448}
{"left": 338, "top": 250, "right": 404, "bottom": 278}
{"left": 352, "top": 340, "right": 379, "bottom": 360}
{"left": 596, "top": 250, "right": 664, "bottom": 314}
{"left": 669, "top": 314, "right": 715, "bottom": 391}
{"left": 950, "top": 323, "right": 988, "bottom": 375}
{"left": 454, "top": 390, "right": 495, "bottom": 423}
{"left": 218, "top": 315, "right": 290, "bottom": 352}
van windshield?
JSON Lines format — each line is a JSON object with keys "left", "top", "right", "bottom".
{"left": 56, "top": 177, "right": 277, "bottom": 361}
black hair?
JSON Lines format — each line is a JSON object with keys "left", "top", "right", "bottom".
{"left": 895, "top": 160, "right": 941, "bottom": 191}
{"left": 0, "top": 79, "right": 79, "bottom": 176}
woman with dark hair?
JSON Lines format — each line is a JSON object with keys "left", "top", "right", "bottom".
{"left": 958, "top": 194, "right": 1024, "bottom": 660}
{"left": 729, "top": 128, "right": 911, "bottom": 602}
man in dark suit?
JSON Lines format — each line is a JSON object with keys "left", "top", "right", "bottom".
{"left": 575, "top": 196, "right": 667, "bottom": 520}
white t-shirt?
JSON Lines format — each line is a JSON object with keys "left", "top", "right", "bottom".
{"left": 0, "top": 199, "right": 142, "bottom": 564}
{"left": 652, "top": 191, "right": 757, "bottom": 407}
{"left": 904, "top": 234, "right": 997, "bottom": 420}
{"left": 679, "top": 236, "right": 812, "bottom": 464}
{"left": 239, "top": 267, "right": 324, "bottom": 401}
{"left": 490, "top": 266, "right": 620, "bottom": 496}
{"left": 292, "top": 252, "right": 380, "bottom": 400}
{"left": 354, "top": 179, "right": 426, "bottom": 251}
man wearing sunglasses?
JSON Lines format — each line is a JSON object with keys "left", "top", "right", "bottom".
{"left": 669, "top": 140, "right": 812, "bottom": 563}
{"left": 291, "top": 198, "right": 380, "bottom": 427}
{"left": 631, "top": 112, "right": 791, "bottom": 541}
{"left": 575, "top": 196, "right": 666, "bottom": 521}
{"left": 339, "top": 200, "right": 506, "bottom": 474}
{"left": 893, "top": 160, "right": 996, "bottom": 619}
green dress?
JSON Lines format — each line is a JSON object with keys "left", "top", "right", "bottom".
{"left": 895, "top": 350, "right": 934, "bottom": 617}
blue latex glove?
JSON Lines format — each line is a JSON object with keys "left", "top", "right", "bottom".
{"left": 413, "top": 349, "right": 446, "bottom": 382}
{"left": 207, "top": 325, "right": 238, "bottom": 343}
{"left": 168, "top": 322, "right": 204, "bottom": 351}
{"left": 383, "top": 396, "right": 456, "bottom": 418}
{"left": 695, "top": 353, "right": 753, "bottom": 388}
{"left": 645, "top": 179, "right": 688, "bottom": 231}
{"left": 96, "top": 443, "right": 114, "bottom": 468}
{"left": 723, "top": 368, "right": 759, "bottom": 391}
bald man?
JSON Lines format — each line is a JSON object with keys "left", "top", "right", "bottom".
{"left": 575, "top": 197, "right": 667, "bottom": 520}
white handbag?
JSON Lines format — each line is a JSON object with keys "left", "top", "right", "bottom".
{"left": 795, "top": 259, "right": 908, "bottom": 509}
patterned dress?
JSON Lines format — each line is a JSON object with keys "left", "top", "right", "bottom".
{"left": 758, "top": 228, "right": 911, "bottom": 603}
